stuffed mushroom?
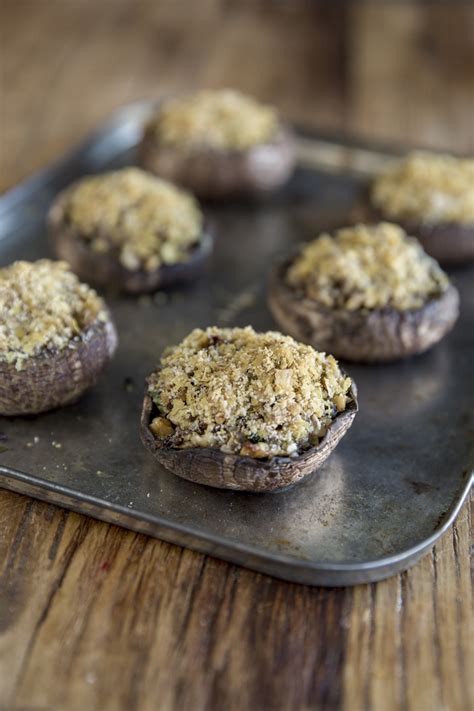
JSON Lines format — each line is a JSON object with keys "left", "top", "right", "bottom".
{"left": 0, "top": 259, "right": 117, "bottom": 415}
{"left": 140, "top": 326, "right": 357, "bottom": 493}
{"left": 268, "top": 223, "right": 459, "bottom": 363}
{"left": 370, "top": 152, "right": 474, "bottom": 265}
{"left": 139, "top": 89, "right": 295, "bottom": 198}
{"left": 49, "top": 168, "right": 213, "bottom": 294}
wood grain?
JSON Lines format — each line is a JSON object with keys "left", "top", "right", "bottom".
{"left": 0, "top": 492, "right": 471, "bottom": 711}
{"left": 348, "top": 3, "right": 474, "bottom": 151}
{"left": 0, "top": 1, "right": 473, "bottom": 709}
{"left": 1, "top": 0, "right": 474, "bottom": 192}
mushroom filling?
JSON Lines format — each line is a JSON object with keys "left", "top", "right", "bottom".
{"left": 0, "top": 260, "right": 107, "bottom": 370}
{"left": 147, "top": 89, "right": 279, "bottom": 151}
{"left": 286, "top": 223, "right": 450, "bottom": 312}
{"left": 371, "top": 152, "right": 474, "bottom": 225}
{"left": 63, "top": 168, "right": 203, "bottom": 272}
{"left": 147, "top": 326, "right": 352, "bottom": 459}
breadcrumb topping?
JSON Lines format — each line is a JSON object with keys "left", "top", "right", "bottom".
{"left": 0, "top": 260, "right": 106, "bottom": 370}
{"left": 149, "top": 89, "right": 279, "bottom": 151}
{"left": 64, "top": 168, "right": 203, "bottom": 271}
{"left": 286, "top": 223, "right": 449, "bottom": 311}
{"left": 372, "top": 152, "right": 474, "bottom": 225}
{"left": 148, "top": 326, "right": 352, "bottom": 458}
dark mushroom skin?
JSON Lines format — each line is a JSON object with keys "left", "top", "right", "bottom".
{"left": 268, "top": 257, "right": 460, "bottom": 363}
{"left": 0, "top": 316, "right": 117, "bottom": 416}
{"left": 357, "top": 186, "right": 474, "bottom": 267}
{"left": 138, "top": 125, "right": 296, "bottom": 199}
{"left": 140, "top": 383, "right": 358, "bottom": 493}
{"left": 48, "top": 190, "right": 213, "bottom": 294}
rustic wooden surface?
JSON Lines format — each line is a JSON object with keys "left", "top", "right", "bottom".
{"left": 0, "top": 2, "right": 473, "bottom": 710}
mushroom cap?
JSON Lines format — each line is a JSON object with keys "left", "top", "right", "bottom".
{"left": 138, "top": 124, "right": 296, "bottom": 199}
{"left": 140, "top": 380, "right": 358, "bottom": 493}
{"left": 0, "top": 314, "right": 117, "bottom": 416}
{"left": 268, "top": 257, "right": 460, "bottom": 363}
{"left": 48, "top": 189, "right": 213, "bottom": 294}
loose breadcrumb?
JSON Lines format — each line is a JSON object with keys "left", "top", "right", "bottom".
{"left": 371, "top": 152, "right": 474, "bottom": 225}
{"left": 148, "top": 326, "right": 352, "bottom": 458}
{"left": 286, "top": 223, "right": 449, "bottom": 311}
{"left": 65, "top": 168, "right": 203, "bottom": 271}
{"left": 0, "top": 260, "right": 106, "bottom": 370}
{"left": 149, "top": 89, "right": 279, "bottom": 151}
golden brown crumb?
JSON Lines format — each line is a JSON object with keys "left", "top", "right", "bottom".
{"left": 148, "top": 326, "right": 351, "bottom": 458}
{"left": 0, "top": 260, "right": 106, "bottom": 370}
{"left": 286, "top": 223, "right": 449, "bottom": 311}
{"left": 65, "top": 168, "right": 203, "bottom": 271}
{"left": 149, "top": 89, "right": 279, "bottom": 151}
{"left": 372, "top": 152, "right": 474, "bottom": 225}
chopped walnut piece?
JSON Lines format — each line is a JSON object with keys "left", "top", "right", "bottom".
{"left": 64, "top": 168, "right": 203, "bottom": 271}
{"left": 334, "top": 394, "right": 347, "bottom": 412}
{"left": 148, "top": 326, "right": 351, "bottom": 458}
{"left": 286, "top": 223, "right": 449, "bottom": 312}
{"left": 149, "top": 416, "right": 175, "bottom": 438}
{"left": 0, "top": 260, "right": 106, "bottom": 370}
{"left": 148, "top": 89, "right": 279, "bottom": 151}
{"left": 372, "top": 152, "right": 474, "bottom": 225}
{"left": 239, "top": 442, "right": 270, "bottom": 459}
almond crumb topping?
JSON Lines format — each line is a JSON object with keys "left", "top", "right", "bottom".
{"left": 148, "top": 326, "right": 351, "bottom": 458}
{"left": 149, "top": 89, "right": 279, "bottom": 151}
{"left": 371, "top": 152, "right": 474, "bottom": 225}
{"left": 64, "top": 168, "right": 203, "bottom": 271}
{"left": 286, "top": 223, "right": 449, "bottom": 311}
{"left": 0, "top": 260, "right": 106, "bottom": 370}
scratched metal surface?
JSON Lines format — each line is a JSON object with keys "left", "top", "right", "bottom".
{"left": 0, "top": 102, "right": 472, "bottom": 586}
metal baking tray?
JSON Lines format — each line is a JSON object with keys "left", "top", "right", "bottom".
{"left": 0, "top": 101, "right": 472, "bottom": 586}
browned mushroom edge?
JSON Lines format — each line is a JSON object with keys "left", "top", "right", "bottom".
{"left": 355, "top": 186, "right": 474, "bottom": 267}
{"left": 48, "top": 189, "right": 214, "bottom": 294}
{"left": 138, "top": 124, "right": 296, "bottom": 199}
{"left": 0, "top": 315, "right": 117, "bottom": 416}
{"left": 140, "top": 379, "right": 358, "bottom": 493}
{"left": 267, "top": 256, "right": 460, "bottom": 363}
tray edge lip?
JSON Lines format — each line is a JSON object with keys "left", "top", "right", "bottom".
{"left": 0, "top": 97, "right": 435, "bottom": 217}
{"left": 0, "top": 100, "right": 154, "bottom": 216}
{"left": 2, "top": 97, "right": 469, "bottom": 214}
{"left": 0, "top": 462, "right": 471, "bottom": 575}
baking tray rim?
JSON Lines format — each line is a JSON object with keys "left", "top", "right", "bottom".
{"left": 0, "top": 97, "right": 434, "bottom": 214}
{"left": 0, "top": 99, "right": 472, "bottom": 585}
{"left": 1, "top": 463, "right": 472, "bottom": 579}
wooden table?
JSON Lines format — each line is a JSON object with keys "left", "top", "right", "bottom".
{"left": 1, "top": 2, "right": 473, "bottom": 709}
